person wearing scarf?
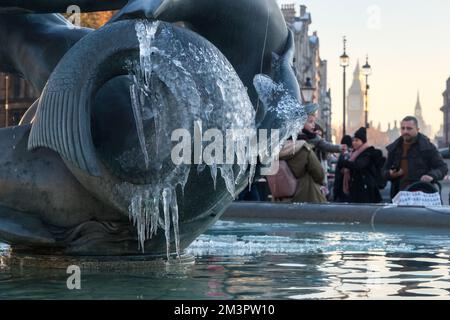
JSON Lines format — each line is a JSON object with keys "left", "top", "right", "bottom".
{"left": 341, "top": 127, "right": 382, "bottom": 204}
{"left": 333, "top": 135, "right": 353, "bottom": 202}
{"left": 289, "top": 116, "right": 347, "bottom": 194}
{"left": 277, "top": 118, "right": 327, "bottom": 204}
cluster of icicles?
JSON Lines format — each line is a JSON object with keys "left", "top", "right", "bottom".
{"left": 125, "top": 20, "right": 307, "bottom": 259}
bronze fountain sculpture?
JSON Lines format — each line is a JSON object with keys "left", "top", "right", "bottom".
{"left": 0, "top": 0, "right": 306, "bottom": 259}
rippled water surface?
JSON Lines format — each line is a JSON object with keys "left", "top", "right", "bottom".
{"left": 1, "top": 219, "right": 450, "bottom": 299}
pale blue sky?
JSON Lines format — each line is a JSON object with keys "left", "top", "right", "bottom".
{"left": 278, "top": 0, "right": 450, "bottom": 134}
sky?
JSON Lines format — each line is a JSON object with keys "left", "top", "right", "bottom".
{"left": 278, "top": 0, "right": 450, "bottom": 134}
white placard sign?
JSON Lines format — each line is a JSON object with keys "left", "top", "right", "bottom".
{"left": 392, "top": 191, "right": 442, "bottom": 206}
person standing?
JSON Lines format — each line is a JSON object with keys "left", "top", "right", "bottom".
{"left": 301, "top": 115, "right": 348, "bottom": 155}
{"left": 333, "top": 135, "right": 353, "bottom": 202}
{"left": 294, "top": 104, "right": 348, "bottom": 156}
{"left": 341, "top": 127, "right": 383, "bottom": 204}
{"left": 296, "top": 116, "right": 348, "bottom": 195}
{"left": 277, "top": 127, "right": 327, "bottom": 204}
{"left": 383, "top": 116, "right": 448, "bottom": 199}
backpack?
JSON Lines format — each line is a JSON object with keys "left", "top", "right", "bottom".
{"left": 372, "top": 150, "right": 387, "bottom": 189}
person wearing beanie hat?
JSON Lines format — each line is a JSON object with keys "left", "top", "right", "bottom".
{"left": 340, "top": 128, "right": 384, "bottom": 204}
{"left": 341, "top": 135, "right": 353, "bottom": 149}
{"left": 353, "top": 127, "right": 367, "bottom": 144}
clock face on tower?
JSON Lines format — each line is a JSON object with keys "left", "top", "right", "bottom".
{"left": 347, "top": 94, "right": 364, "bottom": 131}
{"left": 348, "top": 95, "right": 363, "bottom": 110}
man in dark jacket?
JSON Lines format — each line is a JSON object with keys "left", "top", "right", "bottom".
{"left": 383, "top": 116, "right": 448, "bottom": 199}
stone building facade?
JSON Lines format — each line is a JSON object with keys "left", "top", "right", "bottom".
{"left": 281, "top": 4, "right": 332, "bottom": 140}
{"left": 0, "top": 73, "right": 38, "bottom": 128}
{"left": 440, "top": 77, "right": 450, "bottom": 147}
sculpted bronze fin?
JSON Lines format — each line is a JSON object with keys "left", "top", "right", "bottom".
{"left": 28, "top": 20, "right": 141, "bottom": 176}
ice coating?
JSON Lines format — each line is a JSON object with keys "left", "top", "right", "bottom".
{"left": 130, "top": 83, "right": 150, "bottom": 169}
{"left": 124, "top": 20, "right": 258, "bottom": 256}
{"left": 210, "top": 164, "right": 218, "bottom": 189}
{"left": 135, "top": 20, "right": 160, "bottom": 91}
{"left": 125, "top": 164, "right": 190, "bottom": 254}
{"left": 162, "top": 188, "right": 171, "bottom": 261}
{"left": 124, "top": 21, "right": 308, "bottom": 257}
{"left": 130, "top": 21, "right": 160, "bottom": 169}
{"left": 253, "top": 74, "right": 308, "bottom": 162}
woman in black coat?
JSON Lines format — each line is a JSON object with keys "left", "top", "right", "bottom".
{"left": 341, "top": 128, "right": 382, "bottom": 204}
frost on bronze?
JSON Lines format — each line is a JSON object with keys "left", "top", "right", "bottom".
{"left": 0, "top": 0, "right": 306, "bottom": 257}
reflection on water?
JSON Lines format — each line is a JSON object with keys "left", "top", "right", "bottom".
{"left": 1, "top": 220, "right": 450, "bottom": 299}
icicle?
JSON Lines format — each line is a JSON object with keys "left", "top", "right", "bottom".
{"left": 219, "top": 165, "right": 236, "bottom": 198}
{"left": 162, "top": 188, "right": 172, "bottom": 261}
{"left": 175, "top": 165, "right": 191, "bottom": 199}
{"left": 210, "top": 164, "right": 218, "bottom": 189}
{"left": 135, "top": 20, "right": 160, "bottom": 89}
{"left": 142, "top": 190, "right": 152, "bottom": 240}
{"left": 130, "top": 82, "right": 150, "bottom": 170}
{"left": 129, "top": 194, "right": 146, "bottom": 251}
{"left": 235, "top": 143, "right": 249, "bottom": 184}
{"left": 170, "top": 192, "right": 181, "bottom": 259}
{"left": 150, "top": 192, "right": 160, "bottom": 237}
{"left": 248, "top": 163, "right": 257, "bottom": 189}
{"left": 248, "top": 133, "right": 259, "bottom": 188}
{"left": 131, "top": 20, "right": 160, "bottom": 169}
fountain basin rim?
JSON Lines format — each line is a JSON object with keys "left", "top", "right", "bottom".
{"left": 224, "top": 202, "right": 450, "bottom": 230}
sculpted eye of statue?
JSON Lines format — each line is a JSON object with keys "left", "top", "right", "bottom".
{"left": 0, "top": 0, "right": 307, "bottom": 260}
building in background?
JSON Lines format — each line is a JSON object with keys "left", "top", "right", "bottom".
{"left": 280, "top": 3, "right": 442, "bottom": 151}
{"left": 0, "top": 73, "right": 38, "bottom": 127}
{"left": 338, "top": 61, "right": 436, "bottom": 149}
{"left": 76, "top": 11, "right": 115, "bottom": 29}
{"left": 280, "top": 4, "right": 395, "bottom": 150}
{"left": 436, "top": 124, "right": 444, "bottom": 148}
{"left": 386, "top": 121, "right": 400, "bottom": 143}
{"left": 0, "top": 12, "right": 114, "bottom": 128}
{"left": 439, "top": 77, "right": 450, "bottom": 147}
{"left": 414, "top": 91, "right": 433, "bottom": 138}
{"left": 281, "top": 4, "right": 332, "bottom": 141}
{"left": 346, "top": 61, "right": 365, "bottom": 134}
